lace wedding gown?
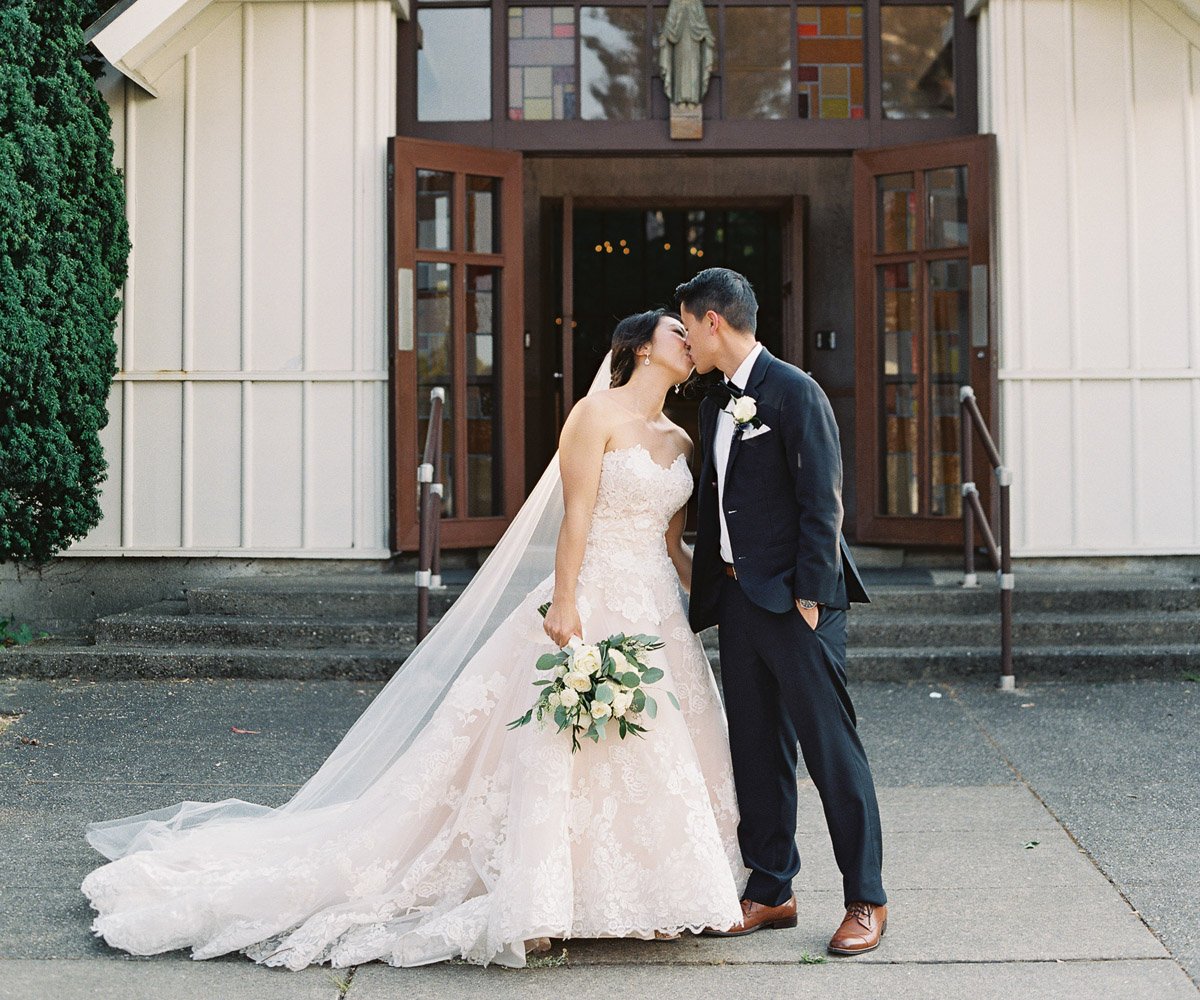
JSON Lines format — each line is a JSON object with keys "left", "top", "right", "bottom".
{"left": 81, "top": 442, "right": 746, "bottom": 969}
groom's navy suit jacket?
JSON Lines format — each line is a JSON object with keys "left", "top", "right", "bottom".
{"left": 689, "top": 347, "right": 869, "bottom": 633}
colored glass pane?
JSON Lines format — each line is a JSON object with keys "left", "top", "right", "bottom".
{"left": 509, "top": 6, "right": 577, "bottom": 120}
{"left": 796, "top": 6, "right": 864, "bottom": 120}
{"left": 878, "top": 262, "right": 918, "bottom": 516}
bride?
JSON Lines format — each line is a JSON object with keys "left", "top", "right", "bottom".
{"left": 81, "top": 308, "right": 746, "bottom": 969}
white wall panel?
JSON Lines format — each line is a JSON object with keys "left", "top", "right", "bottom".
{"left": 306, "top": 382, "right": 355, "bottom": 547}
{"left": 1135, "top": 380, "right": 1196, "bottom": 545}
{"left": 1021, "top": 381, "right": 1075, "bottom": 550}
{"left": 130, "top": 382, "right": 183, "bottom": 547}
{"left": 191, "top": 10, "right": 244, "bottom": 372}
{"left": 989, "top": 0, "right": 1200, "bottom": 554}
{"left": 129, "top": 59, "right": 185, "bottom": 372}
{"left": 1075, "top": 381, "right": 1135, "bottom": 548}
{"left": 1070, "top": 0, "right": 1132, "bottom": 370}
{"left": 71, "top": 0, "right": 396, "bottom": 557}
{"left": 246, "top": 4, "right": 305, "bottom": 372}
{"left": 307, "top": 3, "right": 357, "bottom": 373}
{"left": 190, "top": 382, "right": 243, "bottom": 546}
{"left": 1019, "top": 0, "right": 1073, "bottom": 372}
{"left": 249, "top": 382, "right": 303, "bottom": 547}
{"left": 1130, "top": 0, "right": 1192, "bottom": 370}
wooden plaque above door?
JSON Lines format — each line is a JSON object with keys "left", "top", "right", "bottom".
{"left": 853, "top": 134, "right": 997, "bottom": 546}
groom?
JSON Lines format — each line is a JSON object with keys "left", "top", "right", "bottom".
{"left": 678, "top": 268, "right": 888, "bottom": 955}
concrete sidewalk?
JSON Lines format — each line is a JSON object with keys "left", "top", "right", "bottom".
{"left": 0, "top": 675, "right": 1196, "bottom": 999}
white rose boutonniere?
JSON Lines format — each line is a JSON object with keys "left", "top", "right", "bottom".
{"left": 727, "top": 394, "right": 766, "bottom": 436}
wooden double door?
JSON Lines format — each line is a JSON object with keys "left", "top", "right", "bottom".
{"left": 389, "top": 138, "right": 524, "bottom": 550}
{"left": 853, "top": 134, "right": 997, "bottom": 546}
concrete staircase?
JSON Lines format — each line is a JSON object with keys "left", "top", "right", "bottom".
{"left": 3, "top": 570, "right": 1198, "bottom": 682}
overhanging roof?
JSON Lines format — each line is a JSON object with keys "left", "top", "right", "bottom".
{"left": 86, "top": 0, "right": 410, "bottom": 97}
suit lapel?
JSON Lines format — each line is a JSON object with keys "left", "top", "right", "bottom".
{"left": 722, "top": 347, "right": 774, "bottom": 495}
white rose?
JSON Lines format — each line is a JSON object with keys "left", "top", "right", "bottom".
{"left": 591, "top": 701, "right": 612, "bottom": 721}
{"left": 564, "top": 671, "right": 592, "bottom": 692}
{"left": 611, "top": 689, "right": 633, "bottom": 718}
{"left": 572, "top": 643, "right": 603, "bottom": 676}
{"left": 554, "top": 663, "right": 568, "bottom": 678}
{"left": 731, "top": 396, "right": 757, "bottom": 424}
{"left": 610, "top": 649, "right": 639, "bottom": 675}
{"left": 559, "top": 688, "right": 580, "bottom": 709}
{"left": 547, "top": 691, "right": 561, "bottom": 708}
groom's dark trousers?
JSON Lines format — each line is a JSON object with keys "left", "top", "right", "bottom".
{"left": 690, "top": 347, "right": 886, "bottom": 910}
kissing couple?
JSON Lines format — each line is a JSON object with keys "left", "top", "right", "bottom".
{"left": 81, "top": 267, "right": 888, "bottom": 969}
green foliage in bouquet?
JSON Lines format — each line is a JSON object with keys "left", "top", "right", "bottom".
{"left": 509, "top": 606, "right": 680, "bottom": 753}
{"left": 0, "top": 0, "right": 130, "bottom": 564}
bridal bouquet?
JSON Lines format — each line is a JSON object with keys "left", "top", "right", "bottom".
{"left": 507, "top": 604, "right": 679, "bottom": 753}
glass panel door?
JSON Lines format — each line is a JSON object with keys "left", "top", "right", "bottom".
{"left": 854, "top": 134, "right": 995, "bottom": 545}
{"left": 390, "top": 139, "right": 524, "bottom": 551}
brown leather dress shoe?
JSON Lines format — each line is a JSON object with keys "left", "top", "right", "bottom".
{"left": 702, "top": 896, "right": 798, "bottom": 937}
{"left": 827, "top": 901, "right": 887, "bottom": 955}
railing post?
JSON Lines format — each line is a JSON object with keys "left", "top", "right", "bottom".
{"left": 416, "top": 388, "right": 446, "bottom": 642}
{"left": 998, "top": 466, "right": 1015, "bottom": 691}
{"left": 960, "top": 386, "right": 977, "bottom": 588}
{"left": 960, "top": 383, "right": 1016, "bottom": 691}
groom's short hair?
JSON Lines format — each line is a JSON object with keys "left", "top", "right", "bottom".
{"left": 675, "top": 268, "right": 758, "bottom": 334}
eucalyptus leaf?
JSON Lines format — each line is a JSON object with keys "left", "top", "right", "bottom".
{"left": 667, "top": 691, "right": 681, "bottom": 710}
{"left": 632, "top": 689, "right": 646, "bottom": 712}
{"left": 644, "top": 695, "right": 658, "bottom": 719}
{"left": 641, "top": 667, "right": 665, "bottom": 685}
{"left": 620, "top": 671, "right": 641, "bottom": 688}
{"left": 536, "top": 653, "right": 560, "bottom": 671}
{"left": 595, "top": 683, "right": 615, "bottom": 704}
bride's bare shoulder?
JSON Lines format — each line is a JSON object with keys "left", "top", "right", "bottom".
{"left": 662, "top": 419, "right": 695, "bottom": 461}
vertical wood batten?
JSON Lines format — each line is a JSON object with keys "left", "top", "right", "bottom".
{"left": 121, "top": 83, "right": 137, "bottom": 548}
{"left": 182, "top": 51, "right": 197, "bottom": 547}
{"left": 240, "top": 4, "right": 254, "bottom": 547}
{"left": 301, "top": 2, "right": 315, "bottom": 547}
{"left": 1123, "top": 0, "right": 1140, "bottom": 372}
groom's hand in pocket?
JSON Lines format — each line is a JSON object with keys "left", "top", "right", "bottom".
{"left": 795, "top": 599, "right": 820, "bottom": 632}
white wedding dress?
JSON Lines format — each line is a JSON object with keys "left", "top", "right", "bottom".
{"left": 81, "top": 442, "right": 746, "bottom": 969}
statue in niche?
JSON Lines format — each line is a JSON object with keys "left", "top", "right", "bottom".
{"left": 658, "top": 0, "right": 715, "bottom": 139}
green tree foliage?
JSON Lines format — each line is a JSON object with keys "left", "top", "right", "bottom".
{"left": 0, "top": 0, "right": 129, "bottom": 564}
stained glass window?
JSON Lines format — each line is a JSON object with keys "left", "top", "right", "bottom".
{"left": 796, "top": 5, "right": 864, "bottom": 120}
{"left": 508, "top": 7, "right": 577, "bottom": 121}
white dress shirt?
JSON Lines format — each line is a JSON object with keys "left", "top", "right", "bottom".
{"left": 714, "top": 343, "right": 764, "bottom": 564}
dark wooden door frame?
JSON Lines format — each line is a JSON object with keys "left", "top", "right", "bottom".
{"left": 389, "top": 137, "right": 525, "bottom": 552}
{"left": 852, "top": 133, "right": 997, "bottom": 546}
{"left": 554, "top": 194, "right": 805, "bottom": 426}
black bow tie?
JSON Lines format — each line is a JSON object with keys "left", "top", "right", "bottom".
{"left": 705, "top": 379, "right": 743, "bottom": 405}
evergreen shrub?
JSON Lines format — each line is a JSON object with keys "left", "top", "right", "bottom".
{"left": 0, "top": 0, "right": 129, "bottom": 564}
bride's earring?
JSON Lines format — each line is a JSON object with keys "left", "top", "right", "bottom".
{"left": 673, "top": 383, "right": 681, "bottom": 394}
{"left": 643, "top": 354, "right": 651, "bottom": 366}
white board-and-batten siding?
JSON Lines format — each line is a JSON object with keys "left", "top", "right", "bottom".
{"left": 70, "top": 1, "right": 396, "bottom": 557}
{"left": 982, "top": 0, "right": 1200, "bottom": 556}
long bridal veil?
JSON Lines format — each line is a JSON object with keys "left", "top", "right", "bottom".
{"left": 84, "top": 353, "right": 615, "bottom": 861}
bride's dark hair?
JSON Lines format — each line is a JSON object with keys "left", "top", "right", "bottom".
{"left": 609, "top": 308, "right": 680, "bottom": 388}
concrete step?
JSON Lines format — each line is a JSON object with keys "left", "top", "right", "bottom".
{"left": 859, "top": 580, "right": 1200, "bottom": 615}
{"left": 94, "top": 601, "right": 425, "bottom": 650}
{"left": 0, "top": 638, "right": 412, "bottom": 680}
{"left": 841, "top": 644, "right": 1200, "bottom": 682}
{"left": 186, "top": 574, "right": 467, "bottom": 618}
{"left": 845, "top": 610, "right": 1200, "bottom": 648}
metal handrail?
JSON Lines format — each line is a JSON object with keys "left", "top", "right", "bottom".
{"left": 959, "top": 385, "right": 1015, "bottom": 691}
{"left": 416, "top": 387, "right": 446, "bottom": 641}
